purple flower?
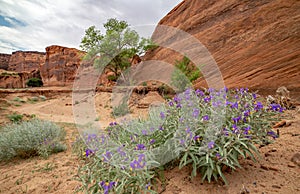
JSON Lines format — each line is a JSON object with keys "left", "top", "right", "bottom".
{"left": 223, "top": 87, "right": 229, "bottom": 93}
{"left": 99, "top": 181, "right": 116, "bottom": 194}
{"left": 232, "top": 124, "right": 239, "bottom": 134}
{"left": 174, "top": 96, "right": 181, "bottom": 103}
{"left": 223, "top": 127, "right": 229, "bottom": 136}
{"left": 230, "top": 102, "right": 238, "bottom": 109}
{"left": 269, "top": 104, "right": 284, "bottom": 112}
{"left": 168, "top": 101, "right": 174, "bottom": 107}
{"left": 243, "top": 126, "right": 251, "bottom": 135}
{"left": 85, "top": 149, "right": 94, "bottom": 157}
{"left": 179, "top": 117, "right": 184, "bottom": 123}
{"left": 193, "top": 108, "right": 200, "bottom": 118}
{"left": 193, "top": 135, "right": 202, "bottom": 141}
{"left": 87, "top": 134, "right": 97, "bottom": 142}
{"left": 142, "top": 130, "right": 147, "bottom": 135}
{"left": 185, "top": 128, "right": 193, "bottom": 139}
{"left": 202, "top": 115, "right": 209, "bottom": 121}
{"left": 254, "top": 101, "right": 263, "bottom": 111}
{"left": 117, "top": 147, "right": 126, "bottom": 157}
{"left": 145, "top": 183, "right": 152, "bottom": 190}
{"left": 159, "top": 125, "right": 164, "bottom": 131}
{"left": 232, "top": 116, "right": 241, "bottom": 123}
{"left": 252, "top": 93, "right": 257, "bottom": 99}
{"left": 109, "top": 121, "right": 117, "bottom": 126}
{"left": 160, "top": 112, "right": 165, "bottom": 119}
{"left": 212, "top": 101, "right": 222, "bottom": 107}
{"left": 176, "top": 103, "right": 182, "bottom": 108}
{"left": 216, "top": 153, "right": 222, "bottom": 160}
{"left": 267, "top": 131, "right": 278, "bottom": 139}
{"left": 195, "top": 89, "right": 204, "bottom": 97}
{"left": 204, "top": 96, "right": 211, "bottom": 103}
{"left": 243, "top": 110, "right": 250, "bottom": 117}
{"left": 180, "top": 139, "right": 185, "bottom": 145}
{"left": 208, "top": 88, "right": 214, "bottom": 93}
{"left": 102, "top": 151, "right": 112, "bottom": 162}
{"left": 208, "top": 141, "right": 215, "bottom": 149}
{"left": 130, "top": 154, "right": 146, "bottom": 170}
{"left": 135, "top": 144, "right": 146, "bottom": 150}
{"left": 184, "top": 88, "right": 191, "bottom": 95}
{"left": 149, "top": 139, "right": 155, "bottom": 144}
{"left": 185, "top": 127, "right": 191, "bottom": 133}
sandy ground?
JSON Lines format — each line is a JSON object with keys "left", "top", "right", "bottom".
{"left": 0, "top": 90, "right": 299, "bottom": 194}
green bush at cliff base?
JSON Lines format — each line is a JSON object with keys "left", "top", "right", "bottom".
{"left": 26, "top": 78, "right": 43, "bottom": 87}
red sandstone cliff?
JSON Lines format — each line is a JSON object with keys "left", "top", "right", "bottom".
{"left": 0, "top": 54, "right": 11, "bottom": 70}
{"left": 145, "top": 0, "right": 300, "bottom": 90}
{"left": 40, "top": 45, "right": 85, "bottom": 86}
{"left": 8, "top": 51, "right": 45, "bottom": 72}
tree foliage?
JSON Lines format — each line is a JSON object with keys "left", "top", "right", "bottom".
{"left": 171, "top": 56, "right": 201, "bottom": 92}
{"left": 80, "top": 18, "right": 156, "bottom": 78}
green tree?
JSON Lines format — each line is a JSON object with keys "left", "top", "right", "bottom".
{"left": 80, "top": 18, "right": 156, "bottom": 80}
{"left": 171, "top": 56, "right": 201, "bottom": 92}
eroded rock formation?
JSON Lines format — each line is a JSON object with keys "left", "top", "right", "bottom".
{"left": 0, "top": 70, "right": 34, "bottom": 88}
{"left": 40, "top": 45, "right": 85, "bottom": 86}
{"left": 0, "top": 53, "right": 11, "bottom": 70}
{"left": 8, "top": 51, "right": 45, "bottom": 72}
{"left": 145, "top": 0, "right": 300, "bottom": 90}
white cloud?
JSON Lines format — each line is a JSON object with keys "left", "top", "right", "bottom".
{"left": 0, "top": 0, "right": 182, "bottom": 54}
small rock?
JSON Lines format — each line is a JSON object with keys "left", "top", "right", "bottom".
{"left": 291, "top": 153, "right": 300, "bottom": 166}
{"left": 240, "top": 185, "right": 250, "bottom": 194}
{"left": 273, "top": 120, "right": 286, "bottom": 128}
{"left": 260, "top": 164, "right": 279, "bottom": 171}
{"left": 272, "top": 185, "right": 281, "bottom": 189}
{"left": 285, "top": 120, "right": 293, "bottom": 126}
{"left": 287, "top": 163, "right": 296, "bottom": 168}
{"left": 260, "top": 183, "right": 266, "bottom": 188}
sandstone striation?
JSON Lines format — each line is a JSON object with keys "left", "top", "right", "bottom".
{"left": 145, "top": 0, "right": 300, "bottom": 90}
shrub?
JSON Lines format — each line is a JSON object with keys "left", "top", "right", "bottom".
{"left": 111, "top": 99, "right": 130, "bottom": 117}
{"left": 171, "top": 56, "right": 201, "bottom": 92}
{"left": 13, "top": 97, "right": 26, "bottom": 103}
{"left": 26, "top": 78, "right": 43, "bottom": 87}
{"left": 73, "top": 88, "right": 282, "bottom": 193}
{"left": 7, "top": 112, "right": 23, "bottom": 123}
{"left": 0, "top": 119, "right": 66, "bottom": 161}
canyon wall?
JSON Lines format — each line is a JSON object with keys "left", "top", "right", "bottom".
{"left": 145, "top": 0, "right": 300, "bottom": 90}
{"left": 0, "top": 53, "right": 11, "bottom": 70}
{"left": 8, "top": 51, "right": 45, "bottom": 72}
{"left": 40, "top": 45, "right": 85, "bottom": 86}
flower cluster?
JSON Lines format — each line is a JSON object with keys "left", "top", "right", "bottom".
{"left": 74, "top": 87, "right": 283, "bottom": 192}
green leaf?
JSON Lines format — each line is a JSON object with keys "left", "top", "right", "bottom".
{"left": 217, "top": 165, "right": 228, "bottom": 185}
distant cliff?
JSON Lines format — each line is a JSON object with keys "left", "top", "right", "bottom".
{"left": 0, "top": 46, "right": 84, "bottom": 88}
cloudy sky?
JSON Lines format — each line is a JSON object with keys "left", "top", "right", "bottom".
{"left": 0, "top": 0, "right": 182, "bottom": 54}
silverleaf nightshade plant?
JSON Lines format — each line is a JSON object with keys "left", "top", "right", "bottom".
{"left": 73, "top": 87, "right": 282, "bottom": 193}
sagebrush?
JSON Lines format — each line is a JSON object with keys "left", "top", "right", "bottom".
{"left": 0, "top": 119, "right": 66, "bottom": 161}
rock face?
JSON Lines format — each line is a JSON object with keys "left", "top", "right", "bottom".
{"left": 40, "top": 45, "right": 85, "bottom": 86}
{"left": 0, "top": 70, "right": 34, "bottom": 88}
{"left": 145, "top": 0, "right": 300, "bottom": 90}
{"left": 0, "top": 53, "right": 11, "bottom": 70}
{"left": 8, "top": 51, "right": 45, "bottom": 72}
